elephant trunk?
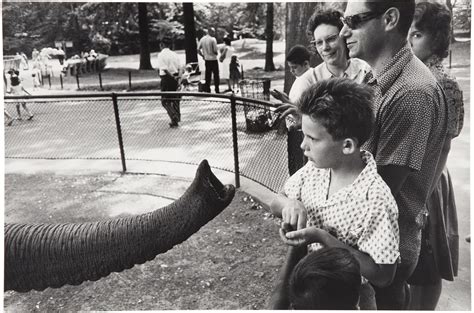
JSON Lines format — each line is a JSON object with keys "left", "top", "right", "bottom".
{"left": 5, "top": 160, "right": 235, "bottom": 292}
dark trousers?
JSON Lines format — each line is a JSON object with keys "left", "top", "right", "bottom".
{"left": 204, "top": 60, "right": 219, "bottom": 93}
{"left": 160, "top": 74, "right": 180, "bottom": 123}
{"left": 287, "top": 128, "right": 306, "bottom": 175}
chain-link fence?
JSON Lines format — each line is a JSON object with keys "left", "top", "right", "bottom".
{"left": 5, "top": 92, "right": 289, "bottom": 192}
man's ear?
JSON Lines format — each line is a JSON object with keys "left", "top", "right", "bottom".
{"left": 383, "top": 7, "right": 400, "bottom": 32}
{"left": 342, "top": 138, "right": 358, "bottom": 155}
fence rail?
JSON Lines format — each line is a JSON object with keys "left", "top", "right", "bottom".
{"left": 5, "top": 91, "right": 289, "bottom": 192}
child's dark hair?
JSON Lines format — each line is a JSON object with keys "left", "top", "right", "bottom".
{"left": 289, "top": 247, "right": 361, "bottom": 310}
{"left": 286, "top": 45, "right": 311, "bottom": 65}
{"left": 298, "top": 78, "right": 374, "bottom": 146}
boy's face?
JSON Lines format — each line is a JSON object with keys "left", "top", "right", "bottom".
{"left": 300, "top": 115, "right": 343, "bottom": 168}
{"left": 288, "top": 61, "right": 309, "bottom": 77}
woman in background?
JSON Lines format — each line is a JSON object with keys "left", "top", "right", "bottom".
{"left": 407, "top": 2, "right": 464, "bottom": 310}
{"left": 219, "top": 37, "right": 234, "bottom": 92}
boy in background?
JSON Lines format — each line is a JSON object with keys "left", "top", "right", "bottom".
{"left": 271, "top": 45, "right": 312, "bottom": 175}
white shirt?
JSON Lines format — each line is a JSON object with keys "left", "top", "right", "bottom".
{"left": 300, "top": 57, "right": 371, "bottom": 86}
{"left": 157, "top": 48, "right": 181, "bottom": 76}
{"left": 284, "top": 151, "right": 400, "bottom": 265}
{"left": 289, "top": 69, "right": 312, "bottom": 104}
{"left": 197, "top": 35, "right": 218, "bottom": 61}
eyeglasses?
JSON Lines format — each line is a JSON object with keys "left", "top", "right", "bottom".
{"left": 340, "top": 11, "right": 384, "bottom": 30}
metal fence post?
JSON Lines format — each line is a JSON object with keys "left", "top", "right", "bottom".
{"left": 112, "top": 93, "right": 127, "bottom": 172}
{"left": 99, "top": 72, "right": 103, "bottom": 91}
{"left": 128, "top": 71, "right": 132, "bottom": 90}
{"left": 60, "top": 74, "right": 63, "bottom": 89}
{"left": 75, "top": 74, "right": 80, "bottom": 90}
{"left": 230, "top": 94, "right": 240, "bottom": 188}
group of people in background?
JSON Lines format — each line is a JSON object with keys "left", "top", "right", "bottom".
{"left": 157, "top": 26, "right": 242, "bottom": 128}
{"left": 269, "top": 0, "right": 464, "bottom": 310}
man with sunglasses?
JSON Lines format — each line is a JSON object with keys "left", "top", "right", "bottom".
{"left": 340, "top": 0, "right": 448, "bottom": 310}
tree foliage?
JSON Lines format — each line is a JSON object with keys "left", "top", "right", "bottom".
{"left": 3, "top": 2, "right": 285, "bottom": 57}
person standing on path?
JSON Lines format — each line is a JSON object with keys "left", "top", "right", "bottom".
{"left": 219, "top": 36, "right": 234, "bottom": 92}
{"left": 157, "top": 36, "right": 182, "bottom": 128}
{"left": 198, "top": 27, "right": 220, "bottom": 93}
{"left": 340, "top": 0, "right": 448, "bottom": 309}
{"left": 7, "top": 69, "right": 34, "bottom": 121}
{"left": 407, "top": 2, "right": 464, "bottom": 309}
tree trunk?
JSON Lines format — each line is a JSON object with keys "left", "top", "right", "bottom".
{"left": 265, "top": 3, "right": 276, "bottom": 72}
{"left": 183, "top": 2, "right": 198, "bottom": 66}
{"left": 445, "top": 0, "right": 456, "bottom": 43}
{"left": 284, "top": 2, "right": 325, "bottom": 93}
{"left": 138, "top": 3, "right": 153, "bottom": 70}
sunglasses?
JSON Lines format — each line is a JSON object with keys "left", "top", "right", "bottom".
{"left": 340, "top": 11, "right": 384, "bottom": 30}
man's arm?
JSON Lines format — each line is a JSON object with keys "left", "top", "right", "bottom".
{"left": 377, "top": 164, "right": 410, "bottom": 196}
{"left": 282, "top": 227, "right": 396, "bottom": 287}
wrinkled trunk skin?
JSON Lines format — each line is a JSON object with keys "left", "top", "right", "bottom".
{"left": 5, "top": 160, "right": 235, "bottom": 293}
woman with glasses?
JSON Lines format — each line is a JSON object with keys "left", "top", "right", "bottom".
{"left": 276, "top": 8, "right": 371, "bottom": 125}
{"left": 407, "top": 2, "right": 464, "bottom": 310}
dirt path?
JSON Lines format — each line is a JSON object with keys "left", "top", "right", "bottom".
{"left": 4, "top": 173, "right": 285, "bottom": 310}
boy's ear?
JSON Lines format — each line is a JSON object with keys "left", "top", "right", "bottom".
{"left": 342, "top": 138, "right": 358, "bottom": 155}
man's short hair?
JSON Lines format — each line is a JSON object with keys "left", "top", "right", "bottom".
{"left": 365, "top": 0, "right": 415, "bottom": 37}
{"left": 286, "top": 45, "right": 311, "bottom": 65}
{"left": 306, "top": 9, "right": 344, "bottom": 39}
{"left": 413, "top": 2, "right": 451, "bottom": 59}
{"left": 298, "top": 77, "right": 374, "bottom": 146}
{"left": 289, "top": 247, "right": 361, "bottom": 310}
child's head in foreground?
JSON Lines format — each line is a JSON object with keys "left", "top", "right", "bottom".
{"left": 298, "top": 78, "right": 374, "bottom": 168}
{"left": 289, "top": 247, "right": 361, "bottom": 310}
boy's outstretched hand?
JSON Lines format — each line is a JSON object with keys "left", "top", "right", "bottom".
{"left": 281, "top": 199, "right": 307, "bottom": 231}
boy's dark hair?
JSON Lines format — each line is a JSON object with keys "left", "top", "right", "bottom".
{"left": 289, "top": 247, "right": 361, "bottom": 310}
{"left": 413, "top": 2, "right": 451, "bottom": 59}
{"left": 286, "top": 45, "right": 311, "bottom": 65}
{"left": 298, "top": 77, "right": 374, "bottom": 146}
{"left": 306, "top": 8, "right": 344, "bottom": 38}
{"left": 365, "top": 0, "right": 415, "bottom": 37}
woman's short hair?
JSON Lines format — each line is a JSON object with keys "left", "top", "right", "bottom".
{"left": 413, "top": 1, "right": 452, "bottom": 59}
{"left": 289, "top": 247, "right": 361, "bottom": 310}
{"left": 286, "top": 45, "right": 311, "bottom": 65}
{"left": 306, "top": 9, "right": 344, "bottom": 38}
{"left": 223, "top": 36, "right": 231, "bottom": 46}
{"left": 298, "top": 77, "right": 374, "bottom": 146}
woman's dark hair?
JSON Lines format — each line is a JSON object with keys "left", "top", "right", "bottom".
{"left": 298, "top": 77, "right": 374, "bottom": 146}
{"left": 366, "top": 0, "right": 415, "bottom": 37}
{"left": 306, "top": 8, "right": 344, "bottom": 39}
{"left": 289, "top": 247, "right": 361, "bottom": 310}
{"left": 223, "top": 37, "right": 231, "bottom": 46}
{"left": 413, "top": 1, "right": 452, "bottom": 59}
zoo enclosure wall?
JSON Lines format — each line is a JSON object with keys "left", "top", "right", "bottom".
{"left": 4, "top": 92, "right": 290, "bottom": 192}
